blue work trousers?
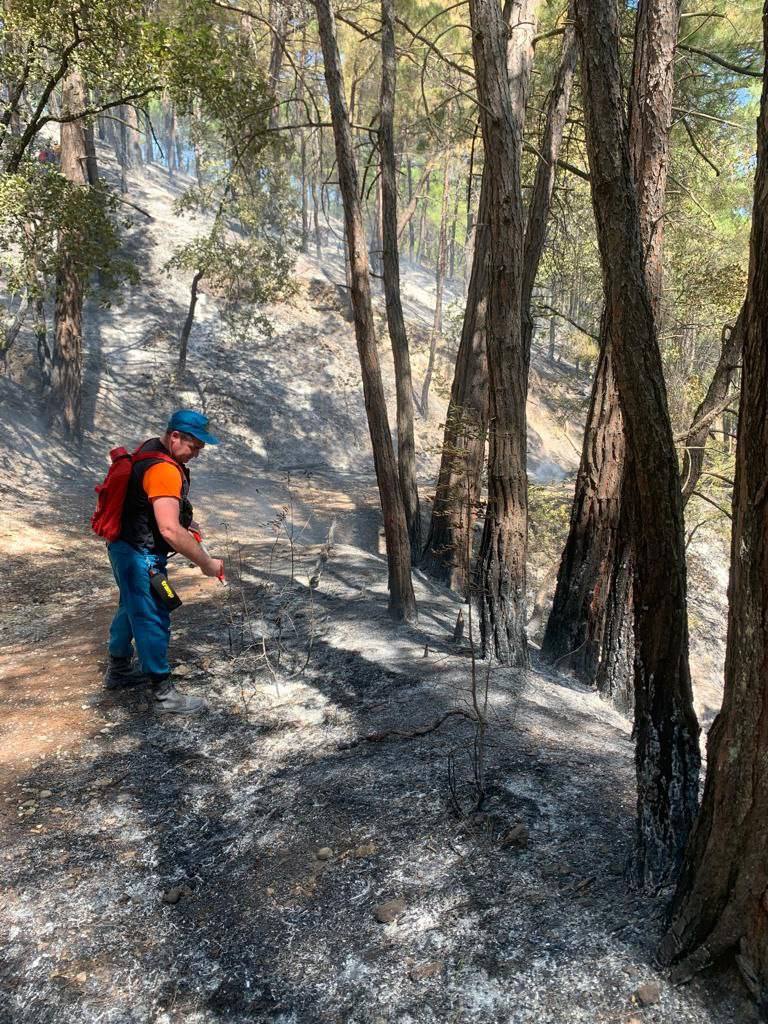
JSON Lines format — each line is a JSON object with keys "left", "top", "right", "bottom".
{"left": 107, "top": 540, "right": 171, "bottom": 681}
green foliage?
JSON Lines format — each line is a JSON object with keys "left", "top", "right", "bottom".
{"left": 0, "top": 164, "right": 137, "bottom": 301}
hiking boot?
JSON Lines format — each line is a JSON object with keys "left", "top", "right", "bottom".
{"left": 152, "top": 682, "right": 207, "bottom": 715}
{"left": 104, "top": 654, "right": 149, "bottom": 690}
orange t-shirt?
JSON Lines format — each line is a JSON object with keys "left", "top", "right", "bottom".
{"left": 143, "top": 462, "right": 183, "bottom": 501}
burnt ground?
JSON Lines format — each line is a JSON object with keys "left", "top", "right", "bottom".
{"left": 0, "top": 147, "right": 747, "bottom": 1023}
{"left": 0, "top": 520, "right": 757, "bottom": 1024}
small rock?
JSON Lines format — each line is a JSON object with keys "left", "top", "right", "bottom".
{"left": 374, "top": 898, "right": 406, "bottom": 924}
{"left": 116, "top": 794, "right": 132, "bottom": 804}
{"left": 162, "top": 884, "right": 192, "bottom": 905}
{"left": 173, "top": 664, "right": 192, "bottom": 677}
{"left": 409, "top": 960, "right": 443, "bottom": 981}
{"left": 634, "top": 982, "right": 661, "bottom": 1007}
{"left": 316, "top": 847, "right": 333, "bottom": 861}
{"left": 500, "top": 823, "right": 529, "bottom": 849}
{"left": 75, "top": 972, "right": 87, "bottom": 984}
{"left": 353, "top": 841, "right": 378, "bottom": 859}
{"left": 38, "top": 791, "right": 53, "bottom": 799}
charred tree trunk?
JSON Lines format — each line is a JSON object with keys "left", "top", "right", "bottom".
{"left": 575, "top": 0, "right": 699, "bottom": 888}
{"left": 469, "top": 0, "right": 535, "bottom": 665}
{"left": 315, "top": 0, "right": 416, "bottom": 622}
{"left": 541, "top": 342, "right": 626, "bottom": 683}
{"left": 421, "top": 155, "right": 451, "bottom": 418}
{"left": 544, "top": 0, "right": 680, "bottom": 718}
{"left": 659, "top": 16, "right": 768, "bottom": 993}
{"left": 421, "top": 0, "right": 545, "bottom": 598}
{"left": 420, "top": 169, "right": 491, "bottom": 594}
{"left": 35, "top": 297, "right": 51, "bottom": 393}
{"left": 144, "top": 110, "right": 154, "bottom": 163}
{"left": 178, "top": 269, "right": 204, "bottom": 377}
{"left": 680, "top": 308, "right": 744, "bottom": 506}
{"left": 49, "top": 70, "right": 89, "bottom": 440}
{"left": 379, "top": 0, "right": 421, "bottom": 561}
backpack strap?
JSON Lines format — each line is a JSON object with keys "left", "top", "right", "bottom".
{"left": 132, "top": 451, "right": 183, "bottom": 469}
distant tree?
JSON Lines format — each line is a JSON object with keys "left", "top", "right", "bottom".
{"left": 315, "top": 0, "right": 416, "bottom": 622}
{"left": 379, "top": 0, "right": 421, "bottom": 561}
{"left": 422, "top": 2, "right": 575, "bottom": 603}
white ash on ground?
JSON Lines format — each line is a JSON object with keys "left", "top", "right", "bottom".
{"left": 0, "top": 543, "right": 756, "bottom": 1024}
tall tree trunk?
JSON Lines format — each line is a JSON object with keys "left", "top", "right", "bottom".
{"left": 144, "top": 110, "right": 154, "bottom": 163}
{"left": 126, "top": 104, "right": 143, "bottom": 168}
{"left": 422, "top": 0, "right": 572, "bottom": 597}
{"left": 268, "top": 0, "right": 289, "bottom": 130}
{"left": 415, "top": 174, "right": 430, "bottom": 266}
{"left": 469, "top": 0, "right": 536, "bottom": 665}
{"left": 379, "top": 0, "right": 421, "bottom": 561}
{"left": 35, "top": 296, "right": 51, "bottom": 393}
{"left": 542, "top": 341, "right": 626, "bottom": 684}
{"left": 659, "top": 14, "right": 768, "bottom": 989}
{"left": 118, "top": 107, "right": 128, "bottom": 192}
{"left": 421, "top": 155, "right": 451, "bottom": 418}
{"left": 406, "top": 157, "right": 415, "bottom": 261}
{"left": 544, "top": 0, "right": 680, "bottom": 715}
{"left": 680, "top": 308, "right": 744, "bottom": 506}
{"left": 520, "top": 4, "right": 577, "bottom": 364}
{"left": 315, "top": 0, "right": 416, "bottom": 622}
{"left": 420, "top": 169, "right": 491, "bottom": 594}
{"left": 575, "top": 0, "right": 699, "bottom": 888}
{"left": 83, "top": 122, "right": 99, "bottom": 186}
{"left": 178, "top": 269, "right": 203, "bottom": 377}
{"left": 166, "top": 100, "right": 177, "bottom": 178}
{"left": 49, "top": 70, "right": 89, "bottom": 440}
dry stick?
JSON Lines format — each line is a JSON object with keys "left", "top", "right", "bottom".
{"left": 363, "top": 709, "right": 474, "bottom": 743}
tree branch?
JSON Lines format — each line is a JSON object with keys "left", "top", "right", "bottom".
{"left": 677, "top": 43, "right": 762, "bottom": 79}
{"left": 533, "top": 302, "right": 599, "bottom": 340}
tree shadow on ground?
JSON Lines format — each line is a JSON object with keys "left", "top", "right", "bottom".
{"left": 2, "top": 541, "right": 757, "bottom": 1023}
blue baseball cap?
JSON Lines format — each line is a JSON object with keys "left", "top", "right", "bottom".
{"left": 167, "top": 409, "right": 220, "bottom": 445}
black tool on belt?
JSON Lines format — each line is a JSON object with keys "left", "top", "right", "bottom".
{"left": 149, "top": 569, "right": 183, "bottom": 611}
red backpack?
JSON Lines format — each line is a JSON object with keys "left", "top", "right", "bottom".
{"left": 91, "top": 443, "right": 181, "bottom": 541}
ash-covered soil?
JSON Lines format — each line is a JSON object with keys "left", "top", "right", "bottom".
{"left": 0, "top": 535, "right": 755, "bottom": 1024}
{"left": 0, "top": 143, "right": 745, "bottom": 1023}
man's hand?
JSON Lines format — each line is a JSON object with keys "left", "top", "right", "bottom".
{"left": 202, "top": 557, "right": 225, "bottom": 580}
{"left": 154, "top": 497, "right": 224, "bottom": 579}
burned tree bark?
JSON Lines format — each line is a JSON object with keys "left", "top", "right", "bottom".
{"left": 178, "top": 269, "right": 204, "bottom": 377}
{"left": 680, "top": 307, "right": 744, "bottom": 506}
{"left": 469, "top": 0, "right": 534, "bottom": 665}
{"left": 315, "top": 0, "right": 416, "bottom": 622}
{"left": 49, "top": 69, "right": 90, "bottom": 440}
{"left": 575, "top": 0, "right": 699, "bottom": 888}
{"left": 420, "top": 169, "right": 490, "bottom": 594}
{"left": 379, "top": 0, "right": 421, "bottom": 560}
{"left": 422, "top": 0, "right": 572, "bottom": 597}
{"left": 543, "top": 0, "right": 680, "bottom": 715}
{"left": 421, "top": 155, "right": 451, "bottom": 418}
{"left": 659, "top": 16, "right": 768, "bottom": 992}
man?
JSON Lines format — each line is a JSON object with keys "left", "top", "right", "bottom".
{"left": 104, "top": 410, "right": 224, "bottom": 714}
